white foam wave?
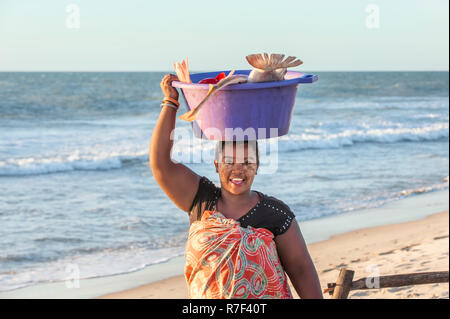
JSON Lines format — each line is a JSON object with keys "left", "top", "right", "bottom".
{"left": 295, "top": 177, "right": 449, "bottom": 222}
{"left": 1, "top": 123, "right": 447, "bottom": 176}
{"left": 412, "top": 113, "right": 448, "bottom": 120}
{"left": 275, "top": 122, "right": 448, "bottom": 152}
{"left": 0, "top": 152, "right": 148, "bottom": 176}
{"left": 397, "top": 177, "right": 449, "bottom": 197}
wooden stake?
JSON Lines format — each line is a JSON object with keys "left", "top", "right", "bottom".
{"left": 332, "top": 268, "right": 355, "bottom": 299}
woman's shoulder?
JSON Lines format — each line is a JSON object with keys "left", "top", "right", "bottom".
{"left": 242, "top": 192, "right": 296, "bottom": 236}
{"left": 257, "top": 192, "right": 294, "bottom": 215}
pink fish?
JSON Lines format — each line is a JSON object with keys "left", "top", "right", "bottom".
{"left": 246, "top": 53, "right": 302, "bottom": 82}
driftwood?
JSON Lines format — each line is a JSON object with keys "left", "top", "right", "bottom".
{"left": 325, "top": 269, "right": 449, "bottom": 298}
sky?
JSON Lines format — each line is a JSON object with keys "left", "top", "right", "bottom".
{"left": 0, "top": 0, "right": 448, "bottom": 71}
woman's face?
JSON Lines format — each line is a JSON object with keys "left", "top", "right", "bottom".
{"left": 214, "top": 143, "right": 258, "bottom": 195}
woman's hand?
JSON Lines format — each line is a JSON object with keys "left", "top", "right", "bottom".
{"left": 160, "top": 74, "right": 179, "bottom": 101}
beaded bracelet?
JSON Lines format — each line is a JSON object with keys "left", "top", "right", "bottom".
{"left": 160, "top": 103, "right": 178, "bottom": 111}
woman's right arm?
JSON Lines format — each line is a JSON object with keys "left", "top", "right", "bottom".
{"left": 149, "top": 74, "right": 200, "bottom": 213}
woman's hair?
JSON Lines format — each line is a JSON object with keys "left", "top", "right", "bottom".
{"left": 214, "top": 140, "right": 259, "bottom": 167}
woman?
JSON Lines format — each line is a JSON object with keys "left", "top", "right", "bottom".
{"left": 150, "top": 74, "right": 323, "bottom": 299}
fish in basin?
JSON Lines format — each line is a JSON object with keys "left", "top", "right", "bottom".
{"left": 246, "top": 53, "right": 303, "bottom": 82}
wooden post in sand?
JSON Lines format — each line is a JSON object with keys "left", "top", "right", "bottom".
{"left": 332, "top": 268, "right": 355, "bottom": 299}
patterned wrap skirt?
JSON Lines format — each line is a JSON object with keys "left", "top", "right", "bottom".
{"left": 184, "top": 210, "right": 293, "bottom": 299}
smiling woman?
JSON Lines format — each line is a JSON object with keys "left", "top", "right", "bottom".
{"left": 214, "top": 140, "right": 259, "bottom": 193}
{"left": 149, "top": 74, "right": 323, "bottom": 299}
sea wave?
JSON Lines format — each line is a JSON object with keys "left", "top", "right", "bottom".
{"left": 294, "top": 177, "right": 450, "bottom": 222}
{"left": 397, "top": 177, "right": 449, "bottom": 197}
{"left": 275, "top": 122, "right": 449, "bottom": 152}
{"left": 0, "top": 122, "right": 448, "bottom": 176}
{"left": 0, "top": 152, "right": 148, "bottom": 176}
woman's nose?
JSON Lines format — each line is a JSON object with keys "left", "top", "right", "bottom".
{"left": 231, "top": 163, "right": 244, "bottom": 171}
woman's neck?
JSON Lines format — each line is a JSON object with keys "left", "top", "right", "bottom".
{"left": 219, "top": 188, "right": 255, "bottom": 208}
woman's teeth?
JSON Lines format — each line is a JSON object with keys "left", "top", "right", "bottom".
{"left": 230, "top": 178, "right": 244, "bottom": 185}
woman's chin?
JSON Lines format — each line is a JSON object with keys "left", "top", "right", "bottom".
{"left": 225, "top": 181, "right": 251, "bottom": 194}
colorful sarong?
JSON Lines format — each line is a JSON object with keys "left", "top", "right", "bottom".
{"left": 184, "top": 210, "right": 293, "bottom": 299}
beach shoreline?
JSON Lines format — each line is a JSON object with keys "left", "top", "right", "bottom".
{"left": 1, "top": 189, "right": 448, "bottom": 299}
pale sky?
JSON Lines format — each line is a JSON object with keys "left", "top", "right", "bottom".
{"left": 0, "top": 0, "right": 448, "bottom": 71}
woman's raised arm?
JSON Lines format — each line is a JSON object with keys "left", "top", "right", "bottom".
{"left": 149, "top": 74, "right": 200, "bottom": 213}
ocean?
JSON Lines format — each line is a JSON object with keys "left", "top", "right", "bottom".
{"left": 0, "top": 71, "right": 448, "bottom": 292}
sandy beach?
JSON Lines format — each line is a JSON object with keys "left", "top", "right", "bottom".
{"left": 99, "top": 210, "right": 449, "bottom": 299}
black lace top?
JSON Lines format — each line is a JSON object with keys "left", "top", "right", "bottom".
{"left": 189, "top": 176, "right": 296, "bottom": 237}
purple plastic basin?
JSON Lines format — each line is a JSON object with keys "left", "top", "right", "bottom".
{"left": 172, "top": 70, "right": 318, "bottom": 141}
